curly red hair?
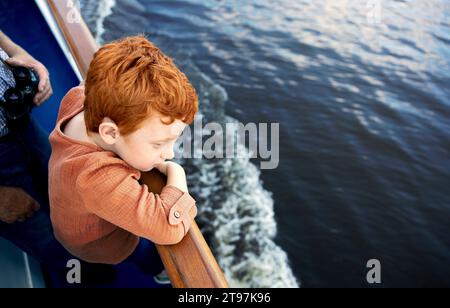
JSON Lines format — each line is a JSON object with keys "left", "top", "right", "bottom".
{"left": 84, "top": 35, "right": 198, "bottom": 135}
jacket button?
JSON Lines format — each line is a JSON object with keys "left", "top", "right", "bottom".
{"left": 174, "top": 211, "right": 181, "bottom": 219}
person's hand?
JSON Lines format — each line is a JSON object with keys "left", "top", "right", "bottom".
{"left": 155, "top": 162, "right": 188, "bottom": 193}
{"left": 5, "top": 51, "right": 53, "bottom": 106}
{"left": 0, "top": 187, "right": 40, "bottom": 224}
{"left": 154, "top": 161, "right": 178, "bottom": 176}
{"left": 154, "top": 162, "right": 169, "bottom": 176}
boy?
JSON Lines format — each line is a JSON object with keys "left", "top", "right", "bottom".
{"left": 48, "top": 36, "right": 198, "bottom": 277}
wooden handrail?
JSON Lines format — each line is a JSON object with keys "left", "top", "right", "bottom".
{"left": 47, "top": 0, "right": 97, "bottom": 77}
{"left": 47, "top": 0, "right": 228, "bottom": 288}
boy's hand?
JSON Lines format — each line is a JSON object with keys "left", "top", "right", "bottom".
{"left": 154, "top": 161, "right": 181, "bottom": 176}
{"left": 154, "top": 162, "right": 171, "bottom": 176}
{"left": 0, "top": 187, "right": 40, "bottom": 224}
{"left": 155, "top": 162, "right": 188, "bottom": 193}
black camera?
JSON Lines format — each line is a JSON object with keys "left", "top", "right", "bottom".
{"left": 1, "top": 66, "right": 39, "bottom": 126}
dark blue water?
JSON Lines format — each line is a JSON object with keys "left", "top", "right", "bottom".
{"left": 80, "top": 0, "right": 450, "bottom": 287}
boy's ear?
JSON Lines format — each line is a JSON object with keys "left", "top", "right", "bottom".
{"left": 98, "top": 118, "right": 120, "bottom": 145}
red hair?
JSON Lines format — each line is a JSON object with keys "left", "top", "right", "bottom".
{"left": 84, "top": 35, "right": 198, "bottom": 135}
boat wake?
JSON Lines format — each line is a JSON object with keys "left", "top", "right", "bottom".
{"left": 78, "top": 0, "right": 116, "bottom": 44}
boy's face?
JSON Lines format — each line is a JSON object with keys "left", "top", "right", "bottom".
{"left": 113, "top": 112, "right": 187, "bottom": 172}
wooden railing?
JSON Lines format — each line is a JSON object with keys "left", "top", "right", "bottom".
{"left": 47, "top": 0, "right": 228, "bottom": 288}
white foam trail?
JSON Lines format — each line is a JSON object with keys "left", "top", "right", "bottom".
{"left": 78, "top": 0, "right": 116, "bottom": 44}
{"left": 189, "top": 141, "right": 299, "bottom": 288}
{"left": 93, "top": 0, "right": 116, "bottom": 44}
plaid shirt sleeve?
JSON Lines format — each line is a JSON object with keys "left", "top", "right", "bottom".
{"left": 0, "top": 48, "right": 16, "bottom": 138}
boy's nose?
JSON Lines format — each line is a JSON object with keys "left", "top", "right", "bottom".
{"left": 161, "top": 148, "right": 175, "bottom": 160}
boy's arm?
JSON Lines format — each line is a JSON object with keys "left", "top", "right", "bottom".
{"left": 77, "top": 161, "right": 197, "bottom": 245}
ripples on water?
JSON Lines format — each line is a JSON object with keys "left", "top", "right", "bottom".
{"left": 80, "top": 0, "right": 450, "bottom": 287}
